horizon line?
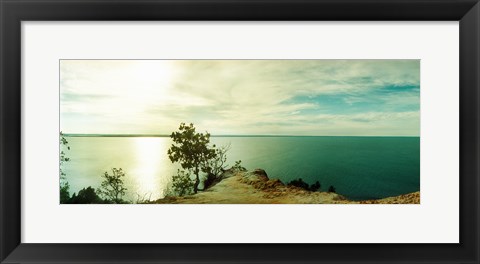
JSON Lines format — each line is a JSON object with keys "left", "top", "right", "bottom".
{"left": 61, "top": 133, "right": 420, "bottom": 138}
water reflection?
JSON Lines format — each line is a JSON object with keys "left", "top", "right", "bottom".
{"left": 131, "top": 137, "right": 171, "bottom": 200}
{"left": 64, "top": 136, "right": 420, "bottom": 201}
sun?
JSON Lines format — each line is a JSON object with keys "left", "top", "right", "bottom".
{"left": 129, "top": 60, "right": 176, "bottom": 104}
{"left": 132, "top": 61, "right": 173, "bottom": 84}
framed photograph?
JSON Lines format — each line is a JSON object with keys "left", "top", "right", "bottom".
{"left": 58, "top": 59, "right": 421, "bottom": 205}
{"left": 1, "top": 0, "right": 479, "bottom": 263}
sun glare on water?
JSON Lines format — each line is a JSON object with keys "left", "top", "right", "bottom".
{"left": 131, "top": 137, "right": 172, "bottom": 200}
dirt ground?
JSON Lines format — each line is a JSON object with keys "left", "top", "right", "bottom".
{"left": 153, "top": 169, "right": 420, "bottom": 204}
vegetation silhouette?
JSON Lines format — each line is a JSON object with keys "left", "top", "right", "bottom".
{"left": 328, "top": 185, "right": 337, "bottom": 193}
{"left": 231, "top": 160, "right": 247, "bottom": 172}
{"left": 167, "top": 169, "right": 195, "bottom": 196}
{"left": 60, "top": 132, "right": 71, "bottom": 203}
{"left": 68, "top": 187, "right": 103, "bottom": 204}
{"left": 167, "top": 123, "right": 227, "bottom": 195}
{"left": 287, "top": 178, "right": 321, "bottom": 192}
{"left": 97, "top": 168, "right": 128, "bottom": 203}
{"left": 202, "top": 144, "right": 230, "bottom": 190}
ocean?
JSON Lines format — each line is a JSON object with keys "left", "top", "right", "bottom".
{"left": 61, "top": 136, "right": 420, "bottom": 201}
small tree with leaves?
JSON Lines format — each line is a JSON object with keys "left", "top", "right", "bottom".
{"left": 97, "top": 168, "right": 128, "bottom": 203}
{"left": 167, "top": 169, "right": 195, "bottom": 196}
{"left": 231, "top": 160, "right": 247, "bottom": 172}
{"left": 167, "top": 123, "right": 217, "bottom": 194}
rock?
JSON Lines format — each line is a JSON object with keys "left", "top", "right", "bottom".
{"left": 252, "top": 169, "right": 269, "bottom": 180}
{"left": 265, "top": 179, "right": 283, "bottom": 189}
{"left": 240, "top": 171, "right": 286, "bottom": 190}
{"left": 220, "top": 168, "right": 236, "bottom": 178}
{"left": 241, "top": 169, "right": 269, "bottom": 183}
{"left": 332, "top": 194, "right": 347, "bottom": 201}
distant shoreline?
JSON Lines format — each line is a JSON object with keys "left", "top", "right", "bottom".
{"left": 62, "top": 134, "right": 420, "bottom": 138}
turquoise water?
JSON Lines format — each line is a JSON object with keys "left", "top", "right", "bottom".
{"left": 62, "top": 136, "right": 420, "bottom": 201}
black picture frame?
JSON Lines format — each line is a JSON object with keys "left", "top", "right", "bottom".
{"left": 1, "top": 0, "right": 479, "bottom": 263}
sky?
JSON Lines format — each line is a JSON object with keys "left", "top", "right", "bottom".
{"left": 60, "top": 60, "right": 420, "bottom": 136}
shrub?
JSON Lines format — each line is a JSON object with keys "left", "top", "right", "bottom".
{"left": 309, "top": 181, "right": 321, "bottom": 192}
{"left": 167, "top": 169, "right": 195, "bottom": 197}
{"left": 203, "top": 144, "right": 230, "bottom": 190}
{"left": 68, "top": 187, "right": 103, "bottom": 204}
{"left": 60, "top": 183, "right": 71, "bottom": 203}
{"left": 287, "top": 178, "right": 310, "bottom": 190}
{"left": 135, "top": 193, "right": 153, "bottom": 204}
{"left": 287, "top": 178, "right": 321, "bottom": 192}
{"left": 97, "top": 168, "right": 128, "bottom": 203}
{"left": 328, "top": 185, "right": 336, "bottom": 193}
{"left": 231, "top": 160, "right": 247, "bottom": 172}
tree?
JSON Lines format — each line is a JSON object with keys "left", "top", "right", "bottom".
{"left": 167, "top": 123, "right": 217, "bottom": 194}
{"left": 97, "top": 168, "right": 128, "bottom": 203}
{"left": 60, "top": 132, "right": 71, "bottom": 203}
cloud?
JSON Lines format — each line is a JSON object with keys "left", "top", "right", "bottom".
{"left": 60, "top": 60, "right": 420, "bottom": 135}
